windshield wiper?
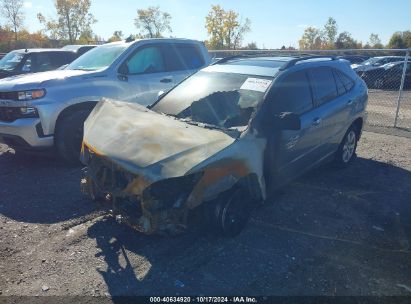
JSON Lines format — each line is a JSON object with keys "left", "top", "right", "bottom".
{"left": 178, "top": 118, "right": 241, "bottom": 137}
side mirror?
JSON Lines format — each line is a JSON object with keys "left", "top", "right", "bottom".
{"left": 275, "top": 112, "right": 301, "bottom": 130}
{"left": 157, "top": 90, "right": 165, "bottom": 99}
{"left": 118, "top": 63, "right": 129, "bottom": 75}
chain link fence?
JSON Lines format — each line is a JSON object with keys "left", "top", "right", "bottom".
{"left": 209, "top": 49, "right": 411, "bottom": 131}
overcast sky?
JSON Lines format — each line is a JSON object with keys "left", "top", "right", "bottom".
{"left": 16, "top": 0, "right": 411, "bottom": 48}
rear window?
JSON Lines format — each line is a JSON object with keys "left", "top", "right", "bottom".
{"left": 309, "top": 67, "right": 338, "bottom": 106}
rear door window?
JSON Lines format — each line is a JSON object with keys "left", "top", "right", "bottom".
{"left": 163, "top": 44, "right": 204, "bottom": 71}
{"left": 272, "top": 70, "right": 313, "bottom": 115}
{"left": 309, "top": 67, "right": 338, "bottom": 106}
{"left": 51, "top": 52, "right": 75, "bottom": 68}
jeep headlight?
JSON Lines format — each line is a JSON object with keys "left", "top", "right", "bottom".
{"left": 17, "top": 89, "right": 46, "bottom": 101}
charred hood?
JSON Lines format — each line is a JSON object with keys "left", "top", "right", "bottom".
{"left": 82, "top": 99, "right": 235, "bottom": 182}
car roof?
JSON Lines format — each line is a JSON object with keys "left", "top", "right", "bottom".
{"left": 103, "top": 37, "right": 205, "bottom": 48}
{"left": 204, "top": 56, "right": 347, "bottom": 77}
{"left": 373, "top": 56, "right": 404, "bottom": 59}
{"left": 12, "top": 48, "right": 76, "bottom": 54}
{"left": 62, "top": 45, "right": 97, "bottom": 51}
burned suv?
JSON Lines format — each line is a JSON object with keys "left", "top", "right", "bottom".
{"left": 81, "top": 55, "right": 368, "bottom": 237}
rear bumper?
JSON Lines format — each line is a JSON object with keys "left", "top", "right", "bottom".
{"left": 0, "top": 118, "right": 54, "bottom": 149}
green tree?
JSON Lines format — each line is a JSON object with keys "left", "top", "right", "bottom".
{"left": 0, "top": 0, "right": 24, "bottom": 42}
{"left": 387, "top": 31, "right": 411, "bottom": 49}
{"left": 37, "top": 0, "right": 97, "bottom": 44}
{"left": 298, "top": 27, "right": 323, "bottom": 50}
{"left": 107, "top": 30, "right": 123, "bottom": 42}
{"left": 323, "top": 17, "right": 338, "bottom": 48}
{"left": 134, "top": 6, "right": 172, "bottom": 38}
{"left": 335, "top": 31, "right": 359, "bottom": 49}
{"left": 205, "top": 5, "right": 251, "bottom": 50}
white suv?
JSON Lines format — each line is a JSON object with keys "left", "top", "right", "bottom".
{"left": 0, "top": 38, "right": 210, "bottom": 162}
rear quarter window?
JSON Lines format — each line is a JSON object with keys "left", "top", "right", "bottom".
{"left": 333, "top": 69, "right": 355, "bottom": 95}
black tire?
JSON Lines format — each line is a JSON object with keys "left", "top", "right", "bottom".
{"left": 55, "top": 109, "right": 91, "bottom": 164}
{"left": 207, "top": 187, "right": 255, "bottom": 238}
{"left": 334, "top": 125, "right": 359, "bottom": 168}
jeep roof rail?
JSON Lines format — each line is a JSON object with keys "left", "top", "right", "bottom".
{"left": 279, "top": 55, "right": 338, "bottom": 70}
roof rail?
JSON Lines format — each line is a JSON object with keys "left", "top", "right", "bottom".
{"left": 279, "top": 55, "right": 338, "bottom": 70}
{"left": 211, "top": 52, "right": 298, "bottom": 66}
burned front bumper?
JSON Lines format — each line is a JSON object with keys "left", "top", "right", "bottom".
{"left": 81, "top": 145, "right": 203, "bottom": 235}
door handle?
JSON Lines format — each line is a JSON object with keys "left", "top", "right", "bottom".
{"left": 160, "top": 78, "right": 172, "bottom": 83}
{"left": 312, "top": 118, "right": 322, "bottom": 126}
{"left": 347, "top": 99, "right": 354, "bottom": 105}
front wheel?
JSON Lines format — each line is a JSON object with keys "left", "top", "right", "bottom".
{"left": 55, "top": 110, "right": 91, "bottom": 164}
{"left": 208, "top": 188, "right": 255, "bottom": 238}
{"left": 334, "top": 126, "right": 358, "bottom": 167}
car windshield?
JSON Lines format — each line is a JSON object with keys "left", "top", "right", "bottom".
{"left": 66, "top": 44, "right": 127, "bottom": 71}
{"left": 152, "top": 71, "right": 273, "bottom": 132}
{"left": 0, "top": 51, "right": 24, "bottom": 71}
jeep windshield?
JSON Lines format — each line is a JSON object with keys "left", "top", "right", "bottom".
{"left": 66, "top": 44, "right": 127, "bottom": 71}
{"left": 0, "top": 51, "right": 24, "bottom": 71}
{"left": 152, "top": 71, "right": 273, "bottom": 133}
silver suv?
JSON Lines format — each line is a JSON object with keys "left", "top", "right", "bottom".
{"left": 0, "top": 38, "right": 210, "bottom": 162}
{"left": 81, "top": 55, "right": 368, "bottom": 237}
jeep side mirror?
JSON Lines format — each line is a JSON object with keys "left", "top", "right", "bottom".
{"left": 275, "top": 112, "right": 301, "bottom": 130}
{"left": 118, "top": 63, "right": 129, "bottom": 75}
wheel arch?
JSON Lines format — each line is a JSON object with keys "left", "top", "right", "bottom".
{"left": 351, "top": 117, "right": 364, "bottom": 139}
{"left": 54, "top": 101, "right": 98, "bottom": 137}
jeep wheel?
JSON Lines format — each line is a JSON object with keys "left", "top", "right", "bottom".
{"left": 55, "top": 110, "right": 91, "bottom": 164}
{"left": 334, "top": 126, "right": 358, "bottom": 167}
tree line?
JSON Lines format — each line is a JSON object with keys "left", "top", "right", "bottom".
{"left": 299, "top": 17, "right": 411, "bottom": 50}
{"left": 0, "top": 0, "right": 410, "bottom": 53}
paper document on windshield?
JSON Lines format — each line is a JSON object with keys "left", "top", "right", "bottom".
{"left": 240, "top": 78, "right": 272, "bottom": 93}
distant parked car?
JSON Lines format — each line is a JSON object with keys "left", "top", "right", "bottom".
{"left": 0, "top": 39, "right": 210, "bottom": 163}
{"left": 0, "top": 49, "right": 77, "bottom": 79}
{"left": 360, "top": 61, "right": 411, "bottom": 89}
{"left": 62, "top": 44, "right": 97, "bottom": 58}
{"left": 337, "top": 55, "right": 369, "bottom": 65}
{"left": 351, "top": 56, "right": 405, "bottom": 73}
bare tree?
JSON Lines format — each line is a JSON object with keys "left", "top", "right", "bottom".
{"left": 1, "top": 0, "right": 24, "bottom": 42}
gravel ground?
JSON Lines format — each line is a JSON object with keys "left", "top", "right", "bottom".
{"left": 0, "top": 131, "right": 411, "bottom": 299}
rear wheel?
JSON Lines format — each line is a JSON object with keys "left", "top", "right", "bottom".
{"left": 334, "top": 126, "right": 359, "bottom": 167}
{"left": 55, "top": 110, "right": 91, "bottom": 164}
